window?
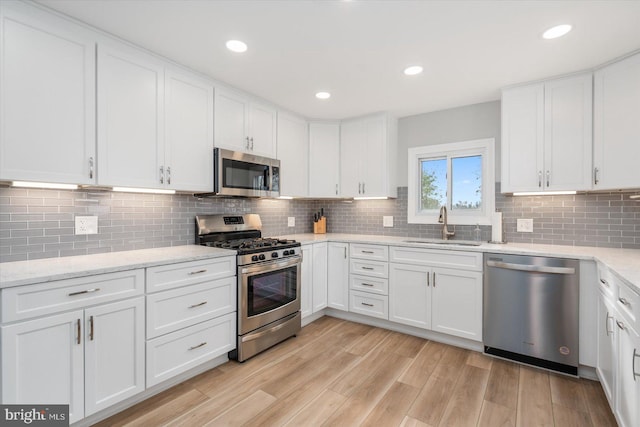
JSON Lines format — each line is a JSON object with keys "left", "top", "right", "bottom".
{"left": 408, "top": 138, "right": 495, "bottom": 225}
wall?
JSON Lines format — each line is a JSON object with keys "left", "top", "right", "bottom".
{"left": 397, "top": 100, "right": 501, "bottom": 186}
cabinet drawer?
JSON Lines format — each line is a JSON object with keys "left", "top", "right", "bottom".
{"left": 597, "top": 263, "right": 618, "bottom": 300}
{"left": 1, "top": 269, "right": 144, "bottom": 322}
{"left": 350, "top": 275, "right": 388, "bottom": 295}
{"left": 390, "top": 246, "right": 482, "bottom": 271}
{"left": 350, "top": 259, "right": 388, "bottom": 278}
{"left": 146, "top": 276, "right": 236, "bottom": 339}
{"left": 617, "top": 281, "right": 639, "bottom": 329}
{"left": 350, "top": 244, "right": 388, "bottom": 261}
{"left": 349, "top": 291, "right": 388, "bottom": 320}
{"left": 146, "top": 312, "right": 236, "bottom": 387}
{"left": 146, "top": 257, "right": 235, "bottom": 293}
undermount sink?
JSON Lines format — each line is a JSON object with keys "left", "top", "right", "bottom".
{"left": 403, "top": 239, "right": 482, "bottom": 246}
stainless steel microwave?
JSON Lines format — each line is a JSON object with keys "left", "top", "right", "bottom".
{"left": 205, "top": 148, "right": 280, "bottom": 198}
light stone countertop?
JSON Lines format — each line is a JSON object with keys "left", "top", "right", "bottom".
{"left": 279, "top": 233, "right": 640, "bottom": 293}
{"left": 0, "top": 245, "right": 236, "bottom": 289}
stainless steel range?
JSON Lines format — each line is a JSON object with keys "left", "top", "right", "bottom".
{"left": 195, "top": 214, "right": 301, "bottom": 362}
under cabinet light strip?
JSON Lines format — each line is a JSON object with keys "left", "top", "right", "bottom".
{"left": 11, "top": 181, "right": 78, "bottom": 190}
{"left": 112, "top": 187, "right": 176, "bottom": 195}
{"left": 512, "top": 191, "right": 576, "bottom": 196}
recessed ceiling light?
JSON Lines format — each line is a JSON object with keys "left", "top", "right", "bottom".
{"left": 226, "top": 40, "right": 247, "bottom": 53}
{"left": 315, "top": 92, "right": 331, "bottom": 100}
{"left": 404, "top": 65, "right": 423, "bottom": 76}
{"left": 542, "top": 24, "right": 572, "bottom": 39}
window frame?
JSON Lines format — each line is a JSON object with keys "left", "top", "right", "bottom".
{"left": 407, "top": 138, "right": 495, "bottom": 225}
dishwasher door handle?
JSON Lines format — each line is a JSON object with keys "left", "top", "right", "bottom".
{"left": 486, "top": 260, "right": 575, "bottom": 275}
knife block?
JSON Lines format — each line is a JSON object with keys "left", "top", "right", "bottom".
{"left": 313, "top": 217, "right": 326, "bottom": 234}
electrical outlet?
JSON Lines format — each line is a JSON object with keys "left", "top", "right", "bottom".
{"left": 383, "top": 216, "right": 394, "bottom": 227}
{"left": 75, "top": 216, "right": 98, "bottom": 235}
{"left": 287, "top": 217, "right": 295, "bottom": 227}
{"left": 517, "top": 218, "right": 534, "bottom": 233}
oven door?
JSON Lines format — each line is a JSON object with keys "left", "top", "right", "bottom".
{"left": 238, "top": 255, "right": 301, "bottom": 335}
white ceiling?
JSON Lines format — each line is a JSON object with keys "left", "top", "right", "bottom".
{"left": 36, "top": 0, "right": 640, "bottom": 120}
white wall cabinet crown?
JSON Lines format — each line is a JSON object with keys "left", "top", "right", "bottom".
{"left": 0, "top": 1, "right": 96, "bottom": 185}
{"left": 97, "top": 41, "right": 214, "bottom": 191}
{"left": 501, "top": 73, "right": 593, "bottom": 193}
{"left": 340, "top": 113, "right": 397, "bottom": 198}
{"left": 214, "top": 87, "right": 277, "bottom": 158}
{"left": 277, "top": 112, "right": 309, "bottom": 197}
{"left": 309, "top": 122, "right": 341, "bottom": 197}
{"left": 593, "top": 52, "right": 640, "bottom": 191}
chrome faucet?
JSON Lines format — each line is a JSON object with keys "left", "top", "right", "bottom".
{"left": 438, "top": 206, "right": 455, "bottom": 240}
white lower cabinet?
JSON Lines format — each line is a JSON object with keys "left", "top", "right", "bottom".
{"left": 349, "top": 244, "right": 389, "bottom": 320}
{"left": 596, "top": 264, "right": 640, "bottom": 427}
{"left": 327, "top": 242, "right": 349, "bottom": 311}
{"left": 0, "top": 297, "right": 145, "bottom": 424}
{"left": 389, "top": 247, "right": 483, "bottom": 342}
{"left": 300, "top": 244, "right": 313, "bottom": 318}
{"left": 349, "top": 290, "right": 388, "bottom": 320}
{"left": 301, "top": 242, "right": 330, "bottom": 319}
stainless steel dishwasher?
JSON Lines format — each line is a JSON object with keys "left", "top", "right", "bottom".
{"left": 483, "top": 253, "right": 579, "bottom": 375}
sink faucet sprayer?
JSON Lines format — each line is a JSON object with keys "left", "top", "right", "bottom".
{"left": 438, "top": 206, "right": 456, "bottom": 240}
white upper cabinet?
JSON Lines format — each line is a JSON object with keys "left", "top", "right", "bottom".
{"left": 309, "top": 122, "right": 341, "bottom": 198}
{"left": 97, "top": 41, "right": 165, "bottom": 188}
{"left": 340, "top": 113, "right": 397, "bottom": 198}
{"left": 164, "top": 67, "right": 214, "bottom": 192}
{"left": 0, "top": 1, "right": 96, "bottom": 184}
{"left": 593, "top": 52, "right": 640, "bottom": 191}
{"left": 214, "top": 87, "right": 277, "bottom": 158}
{"left": 501, "top": 73, "right": 593, "bottom": 193}
{"left": 277, "top": 112, "right": 309, "bottom": 197}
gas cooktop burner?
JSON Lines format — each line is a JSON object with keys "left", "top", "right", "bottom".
{"left": 203, "top": 237, "right": 299, "bottom": 254}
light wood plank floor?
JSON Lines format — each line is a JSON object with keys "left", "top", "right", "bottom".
{"left": 96, "top": 317, "right": 617, "bottom": 427}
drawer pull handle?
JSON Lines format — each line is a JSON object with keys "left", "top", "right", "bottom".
{"left": 189, "top": 269, "right": 207, "bottom": 275}
{"left": 361, "top": 250, "right": 375, "bottom": 254}
{"left": 361, "top": 267, "right": 374, "bottom": 271}
{"left": 361, "top": 302, "right": 374, "bottom": 307}
{"left": 68, "top": 288, "right": 101, "bottom": 296}
{"left": 616, "top": 320, "right": 626, "bottom": 330}
{"left": 189, "top": 301, "right": 208, "bottom": 309}
{"left": 600, "top": 278, "right": 609, "bottom": 287}
{"left": 361, "top": 283, "right": 374, "bottom": 287}
{"left": 76, "top": 319, "right": 81, "bottom": 345}
{"left": 189, "top": 342, "right": 207, "bottom": 351}
{"left": 633, "top": 349, "right": 639, "bottom": 382}
{"left": 89, "top": 315, "right": 94, "bottom": 341}
{"left": 619, "top": 297, "right": 630, "bottom": 306}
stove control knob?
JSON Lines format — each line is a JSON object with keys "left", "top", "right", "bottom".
{"left": 271, "top": 252, "right": 279, "bottom": 258}
{"left": 258, "top": 254, "right": 266, "bottom": 261}
{"left": 283, "top": 250, "right": 290, "bottom": 256}
{"left": 289, "top": 249, "right": 295, "bottom": 255}
{"left": 251, "top": 255, "right": 259, "bottom": 262}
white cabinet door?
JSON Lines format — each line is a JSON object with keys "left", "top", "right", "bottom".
{"left": 85, "top": 297, "right": 145, "bottom": 416}
{"left": 327, "top": 242, "right": 349, "bottom": 311}
{"left": 597, "top": 293, "right": 617, "bottom": 406}
{"left": 214, "top": 87, "right": 249, "bottom": 152}
{"left": 249, "top": 101, "right": 277, "bottom": 158}
{"left": 616, "top": 321, "right": 640, "bottom": 427}
{"left": 594, "top": 52, "right": 640, "bottom": 190}
{"left": 543, "top": 74, "right": 593, "bottom": 191}
{"left": 97, "top": 42, "right": 164, "bottom": 188}
{"left": 389, "top": 263, "right": 431, "bottom": 329}
{"left": 312, "top": 242, "right": 328, "bottom": 312}
{"left": 164, "top": 68, "right": 214, "bottom": 192}
{"left": 277, "top": 112, "right": 309, "bottom": 197}
{"left": 431, "top": 268, "right": 483, "bottom": 341}
{"left": 1, "top": 310, "right": 85, "bottom": 424}
{"left": 339, "top": 119, "right": 364, "bottom": 197}
{"left": 309, "top": 122, "right": 341, "bottom": 197}
{"left": 501, "top": 83, "right": 544, "bottom": 193}
{"left": 362, "top": 116, "right": 387, "bottom": 196}
{"left": 0, "top": 2, "right": 96, "bottom": 184}
{"left": 300, "top": 244, "right": 313, "bottom": 318}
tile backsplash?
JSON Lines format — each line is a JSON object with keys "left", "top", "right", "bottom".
{"left": 1, "top": 185, "right": 639, "bottom": 262}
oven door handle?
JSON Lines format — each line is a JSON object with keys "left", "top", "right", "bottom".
{"left": 240, "top": 256, "right": 301, "bottom": 274}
